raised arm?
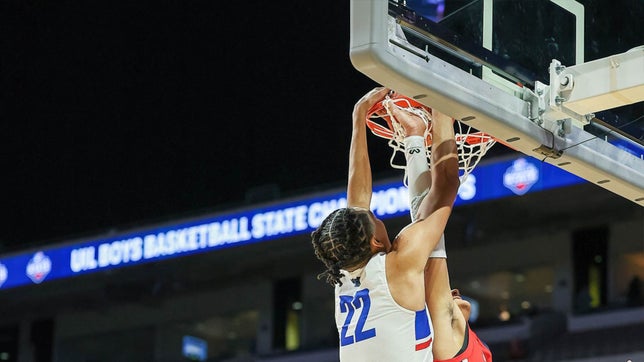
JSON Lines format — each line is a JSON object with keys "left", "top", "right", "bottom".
{"left": 346, "top": 87, "right": 390, "bottom": 208}
{"left": 390, "top": 107, "right": 459, "bottom": 270}
{"left": 422, "top": 114, "right": 471, "bottom": 359}
{"left": 393, "top": 106, "right": 463, "bottom": 357}
{"left": 380, "top": 104, "right": 459, "bottom": 312}
{"left": 424, "top": 254, "right": 464, "bottom": 358}
{"left": 416, "top": 109, "right": 460, "bottom": 220}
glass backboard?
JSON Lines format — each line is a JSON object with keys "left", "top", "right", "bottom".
{"left": 350, "top": 0, "right": 643, "bottom": 206}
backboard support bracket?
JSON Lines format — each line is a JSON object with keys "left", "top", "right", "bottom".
{"left": 535, "top": 48, "right": 644, "bottom": 130}
{"left": 533, "top": 144, "right": 564, "bottom": 160}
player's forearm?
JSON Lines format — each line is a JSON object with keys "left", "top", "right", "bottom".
{"left": 347, "top": 87, "right": 390, "bottom": 208}
{"left": 429, "top": 110, "right": 459, "bottom": 202}
{"left": 405, "top": 135, "right": 431, "bottom": 209}
{"left": 424, "top": 257, "right": 452, "bottom": 310}
{"left": 425, "top": 257, "right": 466, "bottom": 359}
{"left": 347, "top": 113, "right": 373, "bottom": 208}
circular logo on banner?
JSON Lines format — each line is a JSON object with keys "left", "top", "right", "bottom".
{"left": 503, "top": 158, "right": 539, "bottom": 195}
{"left": 26, "top": 251, "right": 52, "bottom": 284}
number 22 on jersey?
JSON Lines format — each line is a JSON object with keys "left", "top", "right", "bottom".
{"left": 338, "top": 288, "right": 376, "bottom": 346}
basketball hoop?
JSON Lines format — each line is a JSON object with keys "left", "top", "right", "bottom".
{"left": 366, "top": 92, "right": 497, "bottom": 183}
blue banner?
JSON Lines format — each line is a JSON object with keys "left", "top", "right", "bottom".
{"left": 0, "top": 157, "right": 584, "bottom": 291}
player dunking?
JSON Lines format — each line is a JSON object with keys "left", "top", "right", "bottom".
{"left": 398, "top": 97, "right": 494, "bottom": 362}
{"left": 311, "top": 87, "right": 460, "bottom": 361}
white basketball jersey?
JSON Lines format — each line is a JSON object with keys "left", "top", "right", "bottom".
{"left": 335, "top": 252, "right": 434, "bottom": 362}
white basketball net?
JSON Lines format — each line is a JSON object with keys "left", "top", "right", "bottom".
{"left": 367, "top": 98, "right": 496, "bottom": 184}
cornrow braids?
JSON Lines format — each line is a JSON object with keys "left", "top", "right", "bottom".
{"left": 311, "top": 208, "right": 375, "bottom": 286}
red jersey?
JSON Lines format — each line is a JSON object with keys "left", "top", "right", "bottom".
{"left": 436, "top": 324, "right": 492, "bottom": 362}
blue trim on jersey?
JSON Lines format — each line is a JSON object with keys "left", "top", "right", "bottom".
{"left": 415, "top": 309, "right": 431, "bottom": 339}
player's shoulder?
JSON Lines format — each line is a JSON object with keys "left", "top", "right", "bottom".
{"left": 393, "top": 219, "right": 423, "bottom": 240}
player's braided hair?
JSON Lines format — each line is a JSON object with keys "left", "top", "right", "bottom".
{"left": 311, "top": 208, "right": 375, "bottom": 286}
